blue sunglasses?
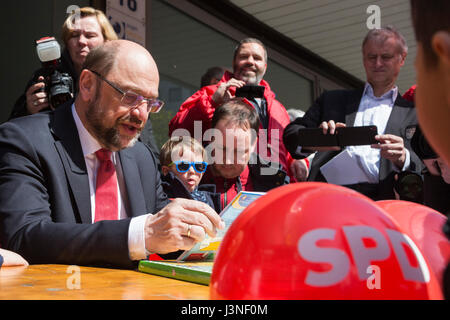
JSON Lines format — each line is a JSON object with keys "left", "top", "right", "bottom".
{"left": 169, "top": 161, "right": 208, "bottom": 173}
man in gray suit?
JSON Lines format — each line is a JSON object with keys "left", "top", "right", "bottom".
{"left": 283, "top": 26, "right": 423, "bottom": 200}
{"left": 0, "top": 40, "right": 223, "bottom": 268}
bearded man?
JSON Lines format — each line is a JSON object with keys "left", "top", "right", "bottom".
{"left": 0, "top": 40, "right": 224, "bottom": 268}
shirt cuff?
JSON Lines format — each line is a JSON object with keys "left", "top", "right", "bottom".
{"left": 401, "top": 148, "right": 411, "bottom": 171}
{"left": 393, "top": 148, "right": 411, "bottom": 172}
{"left": 128, "top": 214, "right": 150, "bottom": 261}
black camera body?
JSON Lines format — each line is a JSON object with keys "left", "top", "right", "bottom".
{"left": 393, "top": 171, "right": 424, "bottom": 203}
{"left": 35, "top": 37, "right": 74, "bottom": 108}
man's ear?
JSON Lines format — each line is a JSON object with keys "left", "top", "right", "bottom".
{"left": 432, "top": 31, "right": 450, "bottom": 67}
{"left": 232, "top": 59, "right": 237, "bottom": 76}
{"left": 78, "top": 69, "right": 98, "bottom": 102}
{"left": 399, "top": 51, "right": 407, "bottom": 66}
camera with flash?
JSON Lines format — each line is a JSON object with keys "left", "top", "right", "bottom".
{"left": 35, "top": 37, "right": 74, "bottom": 108}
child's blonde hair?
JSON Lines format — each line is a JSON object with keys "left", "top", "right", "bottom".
{"left": 159, "top": 136, "right": 206, "bottom": 167}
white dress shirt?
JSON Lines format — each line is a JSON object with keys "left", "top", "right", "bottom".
{"left": 347, "top": 83, "right": 410, "bottom": 183}
{"left": 71, "top": 104, "right": 149, "bottom": 260}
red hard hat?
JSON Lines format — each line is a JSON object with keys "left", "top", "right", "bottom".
{"left": 210, "top": 182, "right": 443, "bottom": 299}
{"left": 377, "top": 200, "right": 450, "bottom": 292}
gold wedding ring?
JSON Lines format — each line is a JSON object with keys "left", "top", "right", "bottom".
{"left": 187, "top": 224, "right": 191, "bottom": 237}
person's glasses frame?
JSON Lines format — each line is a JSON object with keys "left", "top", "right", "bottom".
{"left": 169, "top": 161, "right": 208, "bottom": 173}
{"left": 89, "top": 69, "right": 164, "bottom": 113}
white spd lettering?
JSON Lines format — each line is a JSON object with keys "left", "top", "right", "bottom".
{"left": 386, "top": 229, "right": 430, "bottom": 282}
{"left": 297, "top": 228, "right": 350, "bottom": 287}
{"left": 297, "top": 226, "right": 430, "bottom": 287}
{"left": 343, "top": 225, "right": 390, "bottom": 280}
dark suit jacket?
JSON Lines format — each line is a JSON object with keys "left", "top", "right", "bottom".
{"left": 0, "top": 102, "right": 169, "bottom": 269}
{"left": 283, "top": 88, "right": 424, "bottom": 200}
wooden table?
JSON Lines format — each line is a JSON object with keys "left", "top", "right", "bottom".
{"left": 0, "top": 264, "right": 210, "bottom": 300}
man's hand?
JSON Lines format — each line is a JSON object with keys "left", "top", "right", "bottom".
{"left": 319, "top": 120, "right": 346, "bottom": 135}
{"left": 290, "top": 159, "right": 309, "bottom": 181}
{"left": 144, "top": 198, "right": 225, "bottom": 254}
{"left": 25, "top": 76, "right": 50, "bottom": 114}
{"left": 303, "top": 120, "right": 346, "bottom": 152}
{"left": 0, "top": 248, "right": 29, "bottom": 267}
{"left": 372, "top": 134, "right": 406, "bottom": 169}
{"left": 211, "top": 78, "right": 246, "bottom": 105}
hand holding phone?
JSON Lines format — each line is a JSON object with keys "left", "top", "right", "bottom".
{"left": 211, "top": 78, "right": 246, "bottom": 105}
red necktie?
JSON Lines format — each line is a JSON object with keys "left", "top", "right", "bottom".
{"left": 94, "top": 149, "right": 118, "bottom": 222}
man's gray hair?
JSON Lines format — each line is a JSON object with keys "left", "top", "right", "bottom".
{"left": 362, "top": 25, "right": 408, "bottom": 54}
{"left": 233, "top": 38, "right": 268, "bottom": 62}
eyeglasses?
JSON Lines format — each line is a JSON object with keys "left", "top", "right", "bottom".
{"left": 169, "top": 161, "right": 208, "bottom": 173}
{"left": 89, "top": 70, "right": 164, "bottom": 113}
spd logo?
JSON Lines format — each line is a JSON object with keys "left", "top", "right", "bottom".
{"left": 297, "top": 225, "right": 430, "bottom": 287}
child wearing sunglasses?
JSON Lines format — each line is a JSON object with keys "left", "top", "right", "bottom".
{"left": 159, "top": 136, "right": 221, "bottom": 213}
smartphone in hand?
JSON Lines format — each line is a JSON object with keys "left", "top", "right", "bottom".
{"left": 337, "top": 125, "right": 378, "bottom": 147}
{"left": 297, "top": 125, "right": 378, "bottom": 147}
{"left": 235, "top": 85, "right": 265, "bottom": 99}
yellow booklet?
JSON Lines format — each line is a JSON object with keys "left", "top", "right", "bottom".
{"left": 176, "top": 191, "right": 265, "bottom": 261}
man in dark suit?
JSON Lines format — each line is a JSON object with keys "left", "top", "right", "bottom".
{"left": 283, "top": 26, "right": 423, "bottom": 200}
{"left": 0, "top": 40, "right": 224, "bottom": 269}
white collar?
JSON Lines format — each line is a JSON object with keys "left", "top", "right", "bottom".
{"left": 363, "top": 82, "right": 398, "bottom": 104}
